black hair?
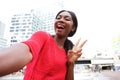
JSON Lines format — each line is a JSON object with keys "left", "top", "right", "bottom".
{"left": 64, "top": 39, "right": 74, "bottom": 53}
{"left": 55, "top": 10, "right": 78, "bottom": 37}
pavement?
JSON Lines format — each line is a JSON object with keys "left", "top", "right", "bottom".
{"left": 0, "top": 70, "right": 120, "bottom": 80}
{"left": 75, "top": 70, "right": 120, "bottom": 80}
{"left": 100, "top": 70, "right": 120, "bottom": 80}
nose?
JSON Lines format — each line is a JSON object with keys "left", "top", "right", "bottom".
{"left": 57, "top": 18, "right": 65, "bottom": 23}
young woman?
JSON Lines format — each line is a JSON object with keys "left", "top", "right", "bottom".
{"left": 0, "top": 10, "right": 87, "bottom": 80}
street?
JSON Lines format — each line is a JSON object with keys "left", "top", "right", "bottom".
{"left": 0, "top": 70, "right": 120, "bottom": 80}
{"left": 75, "top": 70, "right": 120, "bottom": 80}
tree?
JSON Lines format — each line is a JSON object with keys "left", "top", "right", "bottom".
{"left": 112, "top": 33, "right": 120, "bottom": 50}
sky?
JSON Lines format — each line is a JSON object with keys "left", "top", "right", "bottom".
{"left": 0, "top": 0, "right": 120, "bottom": 58}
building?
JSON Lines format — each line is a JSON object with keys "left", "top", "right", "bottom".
{"left": 9, "top": 1, "right": 64, "bottom": 45}
{"left": 0, "top": 38, "right": 7, "bottom": 48}
{"left": 0, "top": 21, "right": 5, "bottom": 38}
{"left": 9, "top": 11, "right": 41, "bottom": 45}
{"left": 0, "top": 21, "right": 7, "bottom": 48}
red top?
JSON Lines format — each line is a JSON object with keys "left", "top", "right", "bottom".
{"left": 22, "top": 31, "right": 68, "bottom": 80}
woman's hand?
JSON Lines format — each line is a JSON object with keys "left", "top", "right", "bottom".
{"left": 66, "top": 38, "right": 87, "bottom": 80}
{"left": 67, "top": 38, "right": 87, "bottom": 64}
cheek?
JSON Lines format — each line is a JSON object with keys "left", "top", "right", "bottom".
{"left": 72, "top": 26, "right": 75, "bottom": 32}
{"left": 66, "top": 26, "right": 73, "bottom": 34}
{"left": 69, "top": 24, "right": 74, "bottom": 31}
{"left": 70, "top": 22, "right": 75, "bottom": 31}
{"left": 66, "top": 23, "right": 72, "bottom": 30}
{"left": 69, "top": 21, "right": 74, "bottom": 29}
{"left": 54, "top": 22, "right": 57, "bottom": 30}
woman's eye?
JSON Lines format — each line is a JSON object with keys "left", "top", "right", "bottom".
{"left": 56, "top": 16, "right": 61, "bottom": 19}
{"left": 56, "top": 16, "right": 71, "bottom": 21}
{"left": 65, "top": 18, "right": 70, "bottom": 21}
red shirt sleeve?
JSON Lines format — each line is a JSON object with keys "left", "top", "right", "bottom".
{"left": 22, "top": 31, "right": 49, "bottom": 59}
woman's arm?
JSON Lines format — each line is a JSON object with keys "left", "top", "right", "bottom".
{"left": 0, "top": 43, "right": 32, "bottom": 77}
{"left": 65, "top": 60, "right": 74, "bottom": 80}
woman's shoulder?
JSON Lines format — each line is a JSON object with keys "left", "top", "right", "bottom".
{"left": 32, "top": 31, "right": 51, "bottom": 37}
{"left": 34, "top": 30, "right": 49, "bottom": 35}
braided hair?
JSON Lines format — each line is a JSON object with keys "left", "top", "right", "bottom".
{"left": 64, "top": 38, "right": 74, "bottom": 54}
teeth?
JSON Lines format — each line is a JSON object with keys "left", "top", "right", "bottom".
{"left": 58, "top": 26, "right": 64, "bottom": 29}
{"left": 58, "top": 25, "right": 64, "bottom": 28}
{"left": 57, "top": 23, "right": 65, "bottom": 29}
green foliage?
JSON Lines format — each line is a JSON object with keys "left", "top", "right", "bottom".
{"left": 112, "top": 33, "right": 120, "bottom": 50}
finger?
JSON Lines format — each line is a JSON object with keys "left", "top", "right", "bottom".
{"left": 73, "top": 38, "right": 81, "bottom": 50}
{"left": 74, "top": 48, "right": 82, "bottom": 54}
{"left": 79, "top": 40, "right": 87, "bottom": 48}
{"left": 75, "top": 38, "right": 81, "bottom": 47}
{"left": 76, "top": 51, "right": 82, "bottom": 59}
{"left": 78, "top": 52, "right": 82, "bottom": 58}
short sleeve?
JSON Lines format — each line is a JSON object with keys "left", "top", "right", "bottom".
{"left": 22, "top": 31, "right": 49, "bottom": 58}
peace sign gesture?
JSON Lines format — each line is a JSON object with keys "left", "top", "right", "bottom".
{"left": 67, "top": 38, "right": 87, "bottom": 64}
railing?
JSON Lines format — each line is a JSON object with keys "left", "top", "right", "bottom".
{"left": 0, "top": 76, "right": 23, "bottom": 80}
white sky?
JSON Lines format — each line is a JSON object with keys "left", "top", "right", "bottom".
{"left": 0, "top": 0, "right": 120, "bottom": 58}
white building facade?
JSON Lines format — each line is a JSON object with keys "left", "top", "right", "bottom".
{"left": 0, "top": 21, "right": 7, "bottom": 48}
{"left": 9, "top": 1, "right": 64, "bottom": 45}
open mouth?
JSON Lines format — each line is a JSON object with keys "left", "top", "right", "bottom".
{"left": 57, "top": 26, "right": 65, "bottom": 29}
{"left": 57, "top": 23, "right": 65, "bottom": 29}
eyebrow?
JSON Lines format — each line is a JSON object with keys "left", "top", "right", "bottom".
{"left": 59, "top": 13, "right": 71, "bottom": 17}
{"left": 58, "top": 15, "right": 72, "bottom": 19}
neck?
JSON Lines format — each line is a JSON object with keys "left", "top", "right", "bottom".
{"left": 54, "top": 35, "right": 67, "bottom": 49}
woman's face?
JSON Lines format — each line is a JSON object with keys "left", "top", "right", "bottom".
{"left": 54, "top": 11, "right": 75, "bottom": 37}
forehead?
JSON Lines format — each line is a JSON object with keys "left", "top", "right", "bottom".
{"left": 58, "top": 11, "right": 72, "bottom": 18}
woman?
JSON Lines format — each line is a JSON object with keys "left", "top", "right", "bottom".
{"left": 0, "top": 10, "right": 87, "bottom": 80}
